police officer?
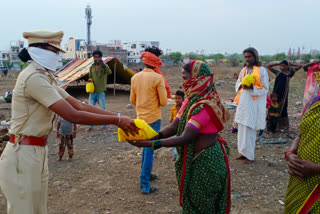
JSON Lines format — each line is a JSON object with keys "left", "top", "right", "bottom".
{"left": 0, "top": 30, "right": 138, "bottom": 214}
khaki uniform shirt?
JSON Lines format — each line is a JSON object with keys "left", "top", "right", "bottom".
{"left": 9, "top": 61, "right": 70, "bottom": 140}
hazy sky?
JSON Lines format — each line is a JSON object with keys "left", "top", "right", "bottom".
{"left": 1, "top": 0, "right": 319, "bottom": 55}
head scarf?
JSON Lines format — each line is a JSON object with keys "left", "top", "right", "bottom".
{"left": 281, "top": 60, "right": 289, "bottom": 66}
{"left": 141, "top": 52, "right": 171, "bottom": 98}
{"left": 180, "top": 60, "right": 230, "bottom": 132}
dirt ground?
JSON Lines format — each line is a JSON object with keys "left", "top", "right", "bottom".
{"left": 0, "top": 65, "right": 308, "bottom": 214}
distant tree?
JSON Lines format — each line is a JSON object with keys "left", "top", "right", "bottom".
{"left": 196, "top": 55, "right": 206, "bottom": 61}
{"left": 313, "top": 54, "right": 320, "bottom": 60}
{"left": 183, "top": 52, "right": 199, "bottom": 60}
{"left": 271, "top": 53, "right": 286, "bottom": 61}
{"left": 167, "top": 52, "right": 183, "bottom": 62}
{"left": 301, "top": 54, "right": 312, "bottom": 63}
{"left": 260, "top": 55, "right": 272, "bottom": 64}
{"left": 182, "top": 52, "right": 207, "bottom": 61}
{"left": 207, "top": 53, "right": 224, "bottom": 62}
{"left": 227, "top": 54, "right": 240, "bottom": 67}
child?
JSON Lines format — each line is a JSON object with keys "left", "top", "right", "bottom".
{"left": 56, "top": 116, "right": 77, "bottom": 161}
{"left": 169, "top": 90, "right": 185, "bottom": 161}
{"left": 258, "top": 94, "right": 272, "bottom": 137}
{"left": 267, "top": 92, "right": 280, "bottom": 134}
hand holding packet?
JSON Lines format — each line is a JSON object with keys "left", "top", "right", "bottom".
{"left": 118, "top": 119, "right": 158, "bottom": 142}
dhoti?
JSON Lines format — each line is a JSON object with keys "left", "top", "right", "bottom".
{"left": 237, "top": 124, "right": 256, "bottom": 160}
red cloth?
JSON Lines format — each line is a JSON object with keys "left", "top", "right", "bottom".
{"left": 266, "top": 95, "right": 272, "bottom": 108}
{"left": 141, "top": 52, "right": 171, "bottom": 98}
{"left": 302, "top": 63, "right": 320, "bottom": 115}
{"left": 181, "top": 60, "right": 229, "bottom": 132}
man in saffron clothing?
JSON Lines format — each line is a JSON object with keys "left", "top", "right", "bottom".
{"left": 234, "top": 47, "right": 269, "bottom": 164}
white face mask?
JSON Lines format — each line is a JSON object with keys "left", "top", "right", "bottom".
{"left": 28, "top": 47, "right": 60, "bottom": 71}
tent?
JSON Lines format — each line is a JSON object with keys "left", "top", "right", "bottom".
{"left": 56, "top": 57, "right": 135, "bottom": 95}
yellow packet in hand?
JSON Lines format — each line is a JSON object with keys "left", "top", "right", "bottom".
{"left": 118, "top": 119, "right": 158, "bottom": 142}
{"left": 241, "top": 74, "right": 258, "bottom": 87}
{"left": 86, "top": 79, "right": 95, "bottom": 93}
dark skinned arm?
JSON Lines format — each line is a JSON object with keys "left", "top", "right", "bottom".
{"left": 128, "top": 125, "right": 198, "bottom": 148}
{"left": 49, "top": 98, "right": 138, "bottom": 136}
{"left": 286, "top": 133, "right": 320, "bottom": 179}
{"left": 242, "top": 85, "right": 253, "bottom": 90}
{"left": 303, "top": 61, "right": 319, "bottom": 72}
{"left": 266, "top": 63, "right": 280, "bottom": 75}
{"left": 267, "top": 108, "right": 271, "bottom": 120}
{"left": 151, "top": 119, "right": 179, "bottom": 140}
{"left": 289, "top": 63, "right": 303, "bottom": 73}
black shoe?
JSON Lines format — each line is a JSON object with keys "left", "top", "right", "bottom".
{"left": 142, "top": 186, "right": 158, "bottom": 194}
{"left": 149, "top": 174, "right": 158, "bottom": 181}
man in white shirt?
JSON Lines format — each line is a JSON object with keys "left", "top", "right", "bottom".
{"left": 234, "top": 47, "right": 269, "bottom": 164}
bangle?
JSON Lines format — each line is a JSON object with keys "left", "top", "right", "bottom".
{"left": 285, "top": 149, "right": 296, "bottom": 161}
{"left": 151, "top": 140, "right": 162, "bottom": 150}
{"left": 158, "top": 131, "right": 163, "bottom": 139}
{"left": 117, "top": 112, "right": 121, "bottom": 126}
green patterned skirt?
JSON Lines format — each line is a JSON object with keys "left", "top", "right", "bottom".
{"left": 175, "top": 143, "right": 228, "bottom": 214}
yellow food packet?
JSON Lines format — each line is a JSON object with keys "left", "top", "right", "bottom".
{"left": 118, "top": 119, "right": 158, "bottom": 142}
{"left": 86, "top": 79, "right": 95, "bottom": 93}
{"left": 241, "top": 74, "right": 258, "bottom": 87}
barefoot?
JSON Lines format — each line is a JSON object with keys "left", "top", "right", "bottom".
{"left": 172, "top": 157, "right": 176, "bottom": 162}
{"left": 68, "top": 158, "right": 73, "bottom": 162}
{"left": 242, "top": 158, "right": 254, "bottom": 164}
{"left": 234, "top": 155, "right": 246, "bottom": 160}
{"left": 57, "top": 157, "right": 62, "bottom": 162}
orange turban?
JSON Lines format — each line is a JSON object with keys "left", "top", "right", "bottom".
{"left": 142, "top": 52, "right": 171, "bottom": 98}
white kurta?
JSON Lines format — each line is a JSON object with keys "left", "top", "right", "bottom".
{"left": 235, "top": 66, "right": 269, "bottom": 160}
{"left": 234, "top": 66, "right": 269, "bottom": 130}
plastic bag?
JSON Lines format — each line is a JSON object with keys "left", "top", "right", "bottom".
{"left": 118, "top": 119, "right": 158, "bottom": 142}
{"left": 86, "top": 79, "right": 95, "bottom": 93}
{"left": 241, "top": 74, "right": 258, "bottom": 87}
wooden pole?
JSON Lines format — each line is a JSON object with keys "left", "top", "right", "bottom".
{"left": 113, "top": 58, "right": 117, "bottom": 96}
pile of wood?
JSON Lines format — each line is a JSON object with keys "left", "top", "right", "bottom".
{"left": 0, "top": 128, "right": 9, "bottom": 155}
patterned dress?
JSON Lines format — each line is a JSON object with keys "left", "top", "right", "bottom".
{"left": 284, "top": 99, "right": 320, "bottom": 213}
{"left": 175, "top": 60, "right": 230, "bottom": 213}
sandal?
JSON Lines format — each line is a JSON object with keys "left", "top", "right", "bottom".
{"left": 149, "top": 174, "right": 158, "bottom": 181}
{"left": 142, "top": 186, "right": 158, "bottom": 194}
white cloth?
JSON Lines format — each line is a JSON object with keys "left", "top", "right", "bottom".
{"left": 234, "top": 66, "right": 269, "bottom": 130}
{"left": 28, "top": 47, "right": 59, "bottom": 71}
{"left": 238, "top": 123, "right": 256, "bottom": 160}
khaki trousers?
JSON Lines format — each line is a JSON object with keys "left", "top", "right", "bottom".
{"left": 0, "top": 143, "right": 48, "bottom": 214}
